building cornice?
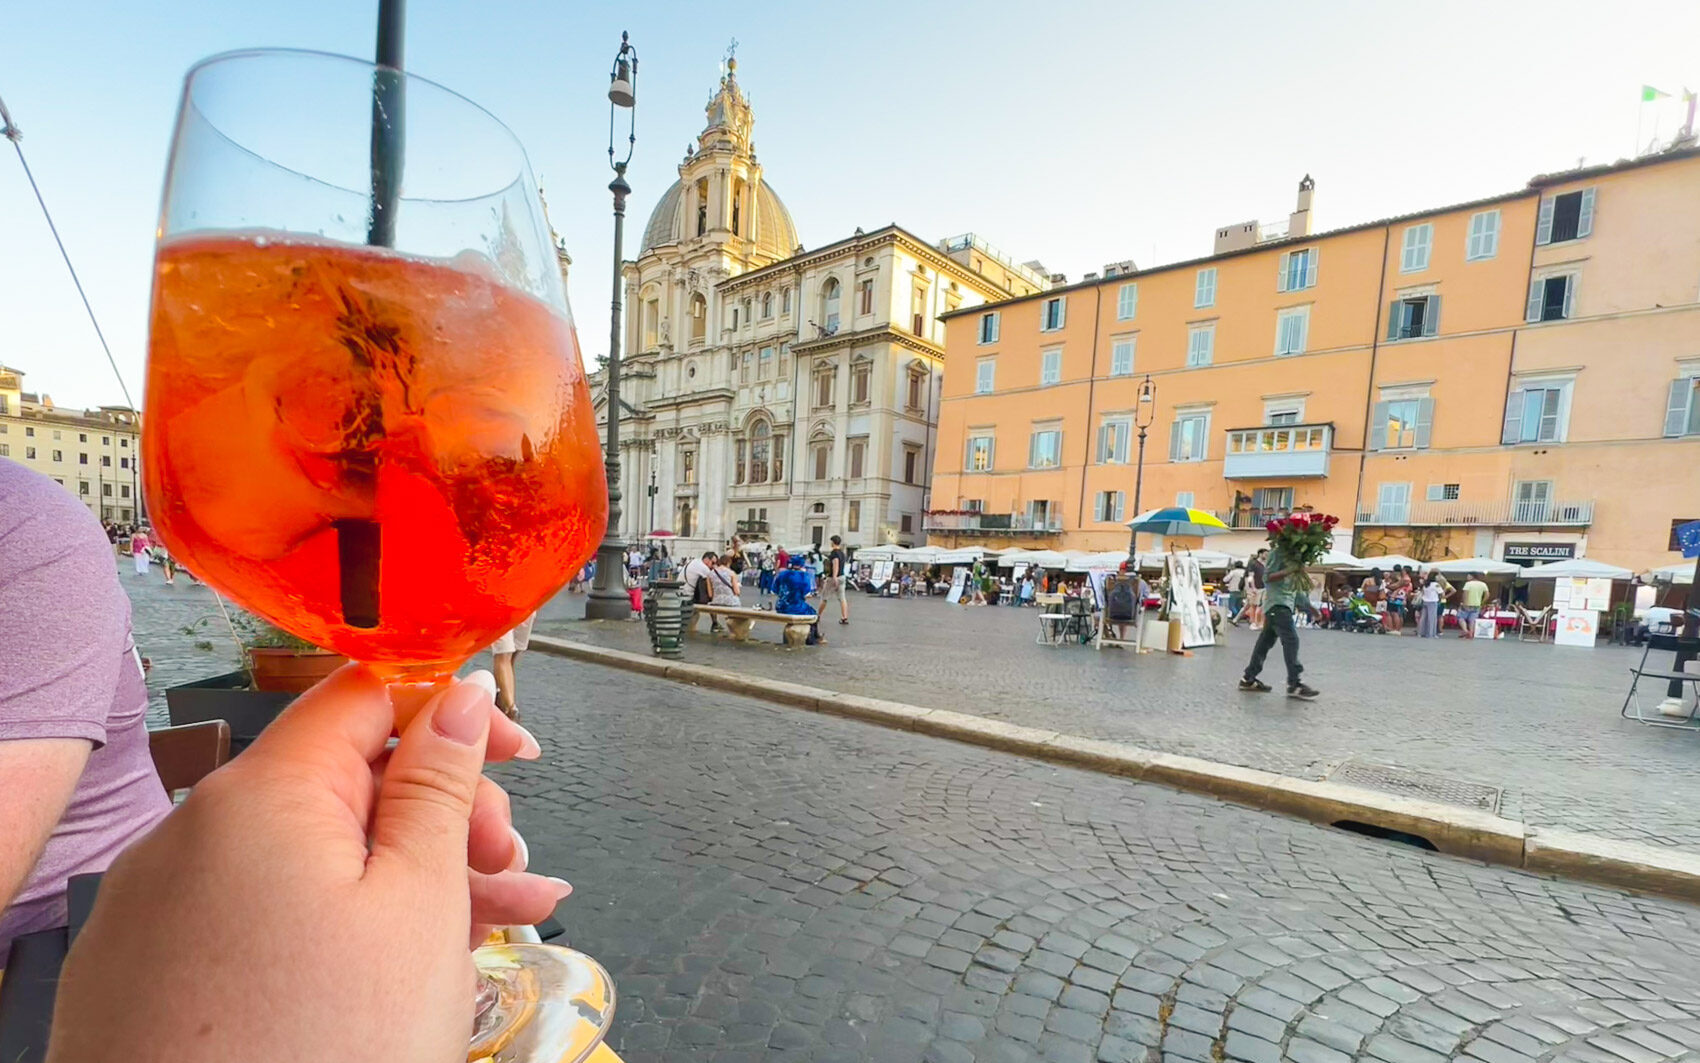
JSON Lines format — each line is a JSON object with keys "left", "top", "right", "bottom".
{"left": 790, "top": 324, "right": 944, "bottom": 359}
{"left": 717, "top": 224, "right": 1014, "bottom": 300}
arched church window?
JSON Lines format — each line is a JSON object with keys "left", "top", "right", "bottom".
{"left": 749, "top": 419, "right": 771, "bottom": 484}
{"left": 762, "top": 292, "right": 773, "bottom": 319}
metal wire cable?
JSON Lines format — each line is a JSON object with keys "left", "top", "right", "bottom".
{"left": 0, "top": 92, "right": 139, "bottom": 414}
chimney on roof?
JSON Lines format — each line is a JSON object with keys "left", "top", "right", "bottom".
{"left": 1289, "top": 174, "right": 1316, "bottom": 238}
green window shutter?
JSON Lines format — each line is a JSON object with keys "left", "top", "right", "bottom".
{"left": 1664, "top": 379, "right": 1691, "bottom": 437}
{"left": 1386, "top": 302, "right": 1402, "bottom": 341}
{"left": 1369, "top": 401, "right": 1390, "bottom": 451}
{"left": 1577, "top": 188, "right": 1595, "bottom": 238}
{"left": 1414, "top": 397, "right": 1435, "bottom": 448}
{"left": 1535, "top": 196, "right": 1555, "bottom": 245}
{"left": 1502, "top": 390, "right": 1525, "bottom": 444}
{"left": 1525, "top": 279, "right": 1543, "bottom": 323}
{"left": 1422, "top": 294, "right": 1441, "bottom": 337}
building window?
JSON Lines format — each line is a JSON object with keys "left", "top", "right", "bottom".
{"left": 78, "top": 433, "right": 87, "bottom": 443}
{"left": 978, "top": 312, "right": 999, "bottom": 344}
{"left": 102, "top": 435, "right": 110, "bottom": 445}
{"left": 25, "top": 446, "right": 36, "bottom": 459}
{"left": 1467, "top": 210, "right": 1500, "bottom": 260}
{"left": 781, "top": 287, "right": 792, "bottom": 315}
{"left": 907, "top": 371, "right": 925, "bottom": 411}
{"left": 821, "top": 278, "right": 841, "bottom": 333}
{"left": 25, "top": 426, "right": 34, "bottom": 436}
{"left": 814, "top": 369, "right": 835, "bottom": 408}
{"left": 759, "top": 346, "right": 774, "bottom": 379}
{"left": 680, "top": 447, "right": 697, "bottom": 485}
{"left": 1525, "top": 274, "right": 1575, "bottom": 322}
{"left": 1040, "top": 296, "right": 1066, "bottom": 331}
{"left": 748, "top": 421, "right": 772, "bottom": 484}
{"left": 858, "top": 278, "right": 875, "bottom": 316}
{"left": 851, "top": 362, "right": 872, "bottom": 405}
{"left": 911, "top": 284, "right": 928, "bottom": 334}
{"left": 847, "top": 500, "right": 861, "bottom": 533}
{"left": 1512, "top": 480, "right": 1554, "bottom": 522}
{"left": 0, "top": 395, "right": 6, "bottom": 414}
{"left": 1264, "top": 398, "right": 1305, "bottom": 424}
{"left": 1376, "top": 482, "right": 1412, "bottom": 523}
{"left": 738, "top": 351, "right": 752, "bottom": 384}
{"left": 1387, "top": 294, "right": 1441, "bottom": 340}
{"left": 1116, "top": 283, "right": 1137, "bottom": 321}
{"left": 1109, "top": 337, "right": 1135, "bottom": 377}
{"left": 903, "top": 446, "right": 921, "bottom": 484}
{"left": 120, "top": 437, "right": 128, "bottom": 448}
{"left": 104, "top": 455, "right": 114, "bottom": 467}
{"left": 1169, "top": 412, "right": 1210, "bottom": 462}
{"left": 51, "top": 449, "right": 62, "bottom": 462}
{"left": 966, "top": 434, "right": 994, "bottom": 472}
{"left": 1503, "top": 382, "right": 1569, "bottom": 444}
{"left": 1040, "top": 349, "right": 1062, "bottom": 387}
{"left": 900, "top": 513, "right": 913, "bottom": 533}
{"left": 1094, "top": 490, "right": 1126, "bottom": 523}
{"left": 1274, "top": 307, "right": 1309, "bottom": 356}
{"left": 52, "top": 430, "right": 61, "bottom": 440}
{"left": 1536, "top": 187, "right": 1595, "bottom": 245}
{"left": 1187, "top": 324, "right": 1214, "bottom": 367}
{"left": 1426, "top": 483, "right": 1462, "bottom": 501}
{"left": 1194, "top": 267, "right": 1217, "bottom": 309}
{"left": 1277, "top": 248, "right": 1318, "bottom": 292}
{"left": 689, "top": 293, "right": 707, "bottom": 344}
{"left": 731, "top": 306, "right": 740, "bottom": 330}
{"left": 678, "top": 501, "right": 694, "bottom": 537}
{"left": 975, "top": 359, "right": 995, "bottom": 394}
{"left": 1097, "top": 417, "right": 1131, "bottom": 464}
{"left": 1400, "top": 223, "right": 1433, "bottom": 273}
{"left": 848, "top": 438, "right": 866, "bottom": 479}
{"left": 0, "top": 444, "right": 7, "bottom": 456}
{"left": 1026, "top": 499, "right": 1056, "bottom": 530}
{"left": 1371, "top": 396, "right": 1434, "bottom": 450}
{"left": 812, "top": 442, "right": 830, "bottom": 480}
{"left": 642, "top": 298, "right": 659, "bottom": 349}
{"left": 1175, "top": 491, "right": 1195, "bottom": 509}
{"left": 77, "top": 480, "right": 89, "bottom": 495}
{"left": 762, "top": 292, "right": 773, "bottom": 319}
{"left": 1028, "top": 427, "right": 1062, "bottom": 468}
{"left": 77, "top": 452, "right": 89, "bottom": 464}
{"left": 1252, "top": 487, "right": 1294, "bottom": 519}
{"left": 1664, "top": 375, "right": 1700, "bottom": 437}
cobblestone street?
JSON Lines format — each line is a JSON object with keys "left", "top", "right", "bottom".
{"left": 120, "top": 568, "right": 1700, "bottom": 1062}
{"left": 536, "top": 589, "right": 1699, "bottom": 849}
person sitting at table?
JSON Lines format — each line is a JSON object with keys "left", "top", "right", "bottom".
{"left": 0, "top": 460, "right": 172, "bottom": 965}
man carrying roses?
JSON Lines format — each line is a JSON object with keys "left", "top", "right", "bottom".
{"left": 1238, "top": 513, "right": 1328, "bottom": 700}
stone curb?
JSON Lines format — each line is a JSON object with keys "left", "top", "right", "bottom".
{"left": 528, "top": 634, "right": 1700, "bottom": 904}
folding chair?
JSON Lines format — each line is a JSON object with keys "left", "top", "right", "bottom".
{"left": 1621, "top": 633, "right": 1700, "bottom": 729}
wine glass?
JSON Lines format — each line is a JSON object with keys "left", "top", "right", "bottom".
{"left": 143, "top": 49, "right": 613, "bottom": 1061}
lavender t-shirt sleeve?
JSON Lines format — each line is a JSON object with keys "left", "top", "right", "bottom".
{"left": 0, "top": 468, "right": 123, "bottom": 746}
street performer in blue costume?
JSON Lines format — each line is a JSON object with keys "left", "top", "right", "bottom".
{"left": 772, "top": 553, "right": 823, "bottom": 645}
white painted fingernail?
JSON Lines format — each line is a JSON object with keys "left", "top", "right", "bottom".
{"left": 464, "top": 669, "right": 497, "bottom": 698}
{"left": 545, "top": 876, "right": 573, "bottom": 900}
{"left": 514, "top": 725, "right": 542, "bottom": 761}
{"left": 509, "top": 826, "right": 530, "bottom": 872}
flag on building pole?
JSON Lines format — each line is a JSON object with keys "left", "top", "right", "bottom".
{"left": 1643, "top": 85, "right": 1671, "bottom": 102}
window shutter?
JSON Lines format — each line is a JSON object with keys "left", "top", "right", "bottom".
{"left": 1577, "top": 188, "right": 1595, "bottom": 238}
{"left": 1386, "top": 303, "right": 1402, "bottom": 341}
{"left": 1414, "top": 397, "right": 1435, "bottom": 449}
{"left": 1115, "top": 492, "right": 1125, "bottom": 521}
{"left": 1169, "top": 420, "right": 1182, "bottom": 461}
{"left": 1539, "top": 389, "right": 1562, "bottom": 441}
{"left": 1422, "top": 295, "right": 1441, "bottom": 337}
{"left": 1535, "top": 196, "right": 1555, "bottom": 245}
{"left": 1029, "top": 434, "right": 1039, "bottom": 467}
{"left": 1525, "top": 279, "right": 1543, "bottom": 323}
{"left": 1666, "top": 379, "right": 1692, "bottom": 437}
{"left": 1304, "top": 250, "right": 1318, "bottom": 288}
{"left": 1370, "top": 401, "right": 1390, "bottom": 451}
{"left": 1096, "top": 424, "right": 1109, "bottom": 463}
{"left": 1277, "top": 253, "right": 1289, "bottom": 293}
{"left": 1561, "top": 276, "right": 1575, "bottom": 319}
{"left": 1502, "top": 390, "right": 1525, "bottom": 444}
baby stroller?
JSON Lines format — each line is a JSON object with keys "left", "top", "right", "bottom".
{"left": 1335, "top": 593, "right": 1384, "bottom": 634}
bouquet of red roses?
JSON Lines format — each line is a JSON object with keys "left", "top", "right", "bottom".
{"left": 1263, "top": 512, "right": 1340, "bottom": 591}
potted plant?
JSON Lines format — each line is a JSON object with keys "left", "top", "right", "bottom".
{"left": 165, "top": 610, "right": 347, "bottom": 753}
{"left": 232, "top": 614, "right": 348, "bottom": 693}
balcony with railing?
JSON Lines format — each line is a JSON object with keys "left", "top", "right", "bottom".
{"left": 734, "top": 519, "right": 769, "bottom": 536}
{"left": 923, "top": 511, "right": 1064, "bottom": 535}
{"left": 1222, "top": 423, "right": 1332, "bottom": 479}
{"left": 1356, "top": 499, "right": 1595, "bottom": 527}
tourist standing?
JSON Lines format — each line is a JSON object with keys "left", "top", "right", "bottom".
{"left": 1223, "top": 561, "right": 1247, "bottom": 623}
{"left": 822, "top": 535, "right": 850, "bottom": 625}
{"left": 129, "top": 526, "right": 151, "bottom": 576}
{"left": 488, "top": 615, "right": 533, "bottom": 721}
{"left": 1244, "top": 548, "right": 1268, "bottom": 628}
{"left": 1459, "top": 572, "right": 1490, "bottom": 638}
{"left": 1417, "top": 570, "right": 1452, "bottom": 638}
{"left": 1239, "top": 530, "right": 1320, "bottom": 700}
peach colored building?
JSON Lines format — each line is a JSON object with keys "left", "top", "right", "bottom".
{"left": 929, "top": 147, "right": 1700, "bottom": 572}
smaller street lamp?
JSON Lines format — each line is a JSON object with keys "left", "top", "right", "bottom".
{"left": 1126, "top": 375, "right": 1158, "bottom": 560}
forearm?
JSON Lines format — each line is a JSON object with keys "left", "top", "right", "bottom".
{"left": 0, "top": 739, "right": 92, "bottom": 913}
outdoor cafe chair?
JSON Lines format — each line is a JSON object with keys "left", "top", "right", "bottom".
{"left": 1621, "top": 631, "right": 1700, "bottom": 729}
{"left": 1514, "top": 604, "right": 1552, "bottom": 642}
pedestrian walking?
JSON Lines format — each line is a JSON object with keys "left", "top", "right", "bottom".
{"left": 130, "top": 527, "right": 152, "bottom": 576}
{"left": 822, "top": 535, "right": 850, "bottom": 625}
{"left": 1244, "top": 548, "right": 1268, "bottom": 628}
{"left": 1238, "top": 531, "right": 1320, "bottom": 700}
{"left": 1223, "top": 561, "right": 1247, "bottom": 623}
{"left": 488, "top": 613, "right": 534, "bottom": 721}
{"left": 158, "top": 545, "right": 176, "bottom": 586}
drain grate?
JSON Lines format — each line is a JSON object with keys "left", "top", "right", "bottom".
{"left": 1326, "top": 760, "right": 1501, "bottom": 813}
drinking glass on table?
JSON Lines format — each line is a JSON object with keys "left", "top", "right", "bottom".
{"left": 143, "top": 49, "right": 613, "bottom": 1062}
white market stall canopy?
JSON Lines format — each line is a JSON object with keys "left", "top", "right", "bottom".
{"left": 1065, "top": 550, "right": 1136, "bottom": 573}
{"left": 998, "top": 549, "right": 1072, "bottom": 569}
{"left": 1643, "top": 562, "right": 1695, "bottom": 585}
{"left": 853, "top": 546, "right": 900, "bottom": 562}
{"left": 890, "top": 546, "right": 943, "bottom": 565}
{"left": 1517, "top": 557, "right": 1635, "bottom": 580}
{"left": 1312, "top": 548, "right": 1364, "bottom": 570}
{"left": 932, "top": 548, "right": 985, "bottom": 565}
{"left": 1428, "top": 556, "right": 1523, "bottom": 576}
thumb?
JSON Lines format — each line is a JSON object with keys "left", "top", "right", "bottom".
{"left": 368, "top": 679, "right": 492, "bottom": 878}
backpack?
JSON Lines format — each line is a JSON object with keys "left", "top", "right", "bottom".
{"left": 692, "top": 571, "right": 713, "bottom": 604}
{"left": 1106, "top": 580, "right": 1137, "bottom": 622}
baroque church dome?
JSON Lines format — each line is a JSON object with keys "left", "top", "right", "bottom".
{"left": 638, "top": 57, "right": 798, "bottom": 260}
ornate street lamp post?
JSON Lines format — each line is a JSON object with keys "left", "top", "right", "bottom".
{"left": 585, "top": 32, "right": 639, "bottom": 620}
{"left": 1125, "top": 374, "right": 1157, "bottom": 560}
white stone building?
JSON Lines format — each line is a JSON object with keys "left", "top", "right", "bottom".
{"left": 0, "top": 365, "right": 143, "bottom": 523}
{"left": 597, "top": 59, "right": 1044, "bottom": 556}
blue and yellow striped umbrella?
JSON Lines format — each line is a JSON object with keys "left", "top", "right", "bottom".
{"left": 1124, "top": 506, "right": 1230, "bottom": 537}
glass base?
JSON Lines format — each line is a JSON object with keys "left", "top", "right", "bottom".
{"left": 469, "top": 943, "right": 615, "bottom": 1063}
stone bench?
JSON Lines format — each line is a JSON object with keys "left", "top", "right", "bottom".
{"left": 691, "top": 605, "right": 818, "bottom": 647}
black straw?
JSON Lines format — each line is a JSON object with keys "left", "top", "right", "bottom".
{"left": 338, "top": 0, "right": 405, "bottom": 629}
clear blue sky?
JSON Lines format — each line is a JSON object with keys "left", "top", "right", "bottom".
{"left": 3, "top": 0, "right": 1697, "bottom": 408}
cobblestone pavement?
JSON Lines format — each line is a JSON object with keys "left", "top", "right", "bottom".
{"left": 536, "top": 589, "right": 1700, "bottom": 849}
{"left": 124, "top": 565, "right": 1700, "bottom": 1061}
{"left": 508, "top": 652, "right": 1700, "bottom": 1063}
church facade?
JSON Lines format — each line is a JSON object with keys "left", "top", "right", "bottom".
{"left": 597, "top": 58, "right": 1044, "bottom": 556}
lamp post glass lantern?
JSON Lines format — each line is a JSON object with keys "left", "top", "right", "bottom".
{"left": 584, "top": 31, "right": 639, "bottom": 620}
{"left": 1126, "top": 375, "right": 1157, "bottom": 559}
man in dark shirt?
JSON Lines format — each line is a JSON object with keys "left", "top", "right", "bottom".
{"left": 822, "top": 534, "right": 850, "bottom": 626}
